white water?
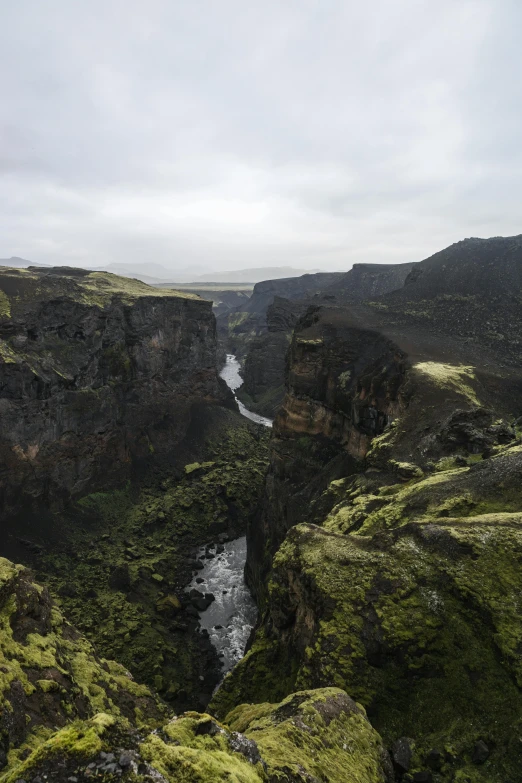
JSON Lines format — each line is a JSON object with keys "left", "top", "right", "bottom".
{"left": 219, "top": 353, "right": 273, "bottom": 428}
{"left": 188, "top": 538, "right": 258, "bottom": 674}
{"left": 187, "top": 354, "right": 272, "bottom": 676}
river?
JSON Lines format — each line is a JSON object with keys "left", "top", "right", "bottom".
{"left": 186, "top": 354, "right": 272, "bottom": 678}
{"left": 219, "top": 353, "right": 273, "bottom": 428}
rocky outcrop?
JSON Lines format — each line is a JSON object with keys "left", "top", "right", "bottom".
{"left": 0, "top": 557, "right": 165, "bottom": 771}
{"left": 237, "top": 297, "right": 310, "bottom": 417}
{"left": 217, "top": 272, "right": 343, "bottom": 361}
{"left": 0, "top": 267, "right": 231, "bottom": 517}
{"left": 172, "top": 286, "right": 252, "bottom": 316}
{"left": 4, "top": 688, "right": 393, "bottom": 783}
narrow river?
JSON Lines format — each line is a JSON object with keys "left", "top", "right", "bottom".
{"left": 219, "top": 353, "right": 273, "bottom": 428}
{"left": 187, "top": 354, "right": 273, "bottom": 679}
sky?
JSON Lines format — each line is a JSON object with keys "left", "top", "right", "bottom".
{"left": 1, "top": 0, "right": 522, "bottom": 275}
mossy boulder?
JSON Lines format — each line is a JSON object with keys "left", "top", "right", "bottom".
{"left": 3, "top": 689, "right": 392, "bottom": 783}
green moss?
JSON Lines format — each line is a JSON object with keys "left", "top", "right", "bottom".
{"left": 0, "top": 559, "right": 164, "bottom": 772}
{"left": 37, "top": 419, "right": 270, "bottom": 711}
{"left": 227, "top": 689, "right": 391, "bottom": 783}
{"left": 228, "top": 312, "right": 249, "bottom": 330}
{"left": 184, "top": 461, "right": 216, "bottom": 475}
{"left": 0, "top": 339, "right": 19, "bottom": 364}
{"left": 0, "top": 289, "right": 11, "bottom": 318}
{"left": 3, "top": 714, "right": 118, "bottom": 783}
{"left": 219, "top": 518, "right": 522, "bottom": 781}
{"left": 413, "top": 362, "right": 480, "bottom": 406}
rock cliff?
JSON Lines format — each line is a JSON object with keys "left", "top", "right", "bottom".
{"left": 0, "top": 267, "right": 230, "bottom": 518}
{"left": 214, "top": 236, "right": 522, "bottom": 782}
{"left": 236, "top": 262, "right": 415, "bottom": 418}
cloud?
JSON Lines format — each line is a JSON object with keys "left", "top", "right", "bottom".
{"left": 1, "top": 0, "right": 521, "bottom": 273}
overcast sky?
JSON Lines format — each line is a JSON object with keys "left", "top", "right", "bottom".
{"left": 1, "top": 0, "right": 521, "bottom": 274}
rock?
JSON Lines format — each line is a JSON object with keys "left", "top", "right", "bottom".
{"left": 57, "top": 582, "right": 78, "bottom": 598}
{"left": 412, "top": 773, "right": 432, "bottom": 783}
{"left": 195, "top": 577, "right": 205, "bottom": 584}
{"left": 471, "top": 739, "right": 490, "bottom": 764}
{"left": 109, "top": 564, "right": 131, "bottom": 591}
{"left": 425, "top": 749, "right": 443, "bottom": 771}
{"left": 391, "top": 737, "right": 413, "bottom": 773}
{"left": 195, "top": 718, "right": 221, "bottom": 736}
{"left": 190, "top": 560, "right": 205, "bottom": 571}
{"left": 0, "top": 560, "right": 164, "bottom": 771}
{"left": 228, "top": 732, "right": 263, "bottom": 765}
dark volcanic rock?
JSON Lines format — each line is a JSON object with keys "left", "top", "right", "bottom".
{"left": 234, "top": 262, "right": 415, "bottom": 418}
{"left": 0, "top": 267, "right": 230, "bottom": 518}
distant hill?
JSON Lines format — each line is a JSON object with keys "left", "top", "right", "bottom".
{"left": 0, "top": 259, "right": 328, "bottom": 285}
{"left": 0, "top": 257, "right": 47, "bottom": 268}
{"left": 193, "top": 267, "right": 323, "bottom": 284}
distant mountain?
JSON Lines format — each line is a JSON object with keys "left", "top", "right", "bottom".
{"left": 0, "top": 257, "right": 47, "bottom": 268}
{"left": 193, "top": 267, "right": 323, "bottom": 284}
{"left": 86, "top": 262, "right": 176, "bottom": 284}
{"left": 0, "top": 259, "right": 327, "bottom": 285}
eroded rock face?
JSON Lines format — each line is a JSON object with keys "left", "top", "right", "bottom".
{"left": 233, "top": 263, "right": 415, "bottom": 418}
{"left": 246, "top": 306, "right": 407, "bottom": 596}
{"left": 0, "top": 267, "right": 231, "bottom": 517}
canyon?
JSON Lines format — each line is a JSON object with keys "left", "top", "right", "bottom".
{"left": 1, "top": 237, "right": 522, "bottom": 783}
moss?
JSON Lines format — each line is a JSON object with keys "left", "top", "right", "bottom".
{"left": 102, "top": 343, "right": 132, "bottom": 377}
{"left": 220, "top": 518, "right": 522, "bottom": 781}
{"left": 2, "top": 714, "right": 119, "bottom": 783}
{"left": 227, "top": 689, "right": 391, "bottom": 783}
{"left": 228, "top": 312, "right": 249, "bottom": 330}
{"left": 140, "top": 734, "right": 263, "bottom": 782}
{"left": 0, "top": 339, "right": 19, "bottom": 364}
{"left": 323, "top": 448, "right": 522, "bottom": 536}
{"left": 0, "top": 557, "right": 164, "bottom": 770}
{"left": 296, "top": 337, "right": 323, "bottom": 346}
{"left": 413, "top": 362, "right": 480, "bottom": 406}
{"left": 37, "top": 419, "right": 270, "bottom": 712}
{"left": 0, "top": 289, "right": 11, "bottom": 318}
{"left": 184, "top": 461, "right": 216, "bottom": 475}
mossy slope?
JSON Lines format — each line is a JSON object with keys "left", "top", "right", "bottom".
{"left": 33, "top": 415, "right": 270, "bottom": 712}
{"left": 0, "top": 558, "right": 165, "bottom": 772}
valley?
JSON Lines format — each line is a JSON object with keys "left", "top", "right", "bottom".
{"left": 1, "top": 238, "right": 522, "bottom": 782}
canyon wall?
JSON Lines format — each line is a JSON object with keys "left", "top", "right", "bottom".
{"left": 0, "top": 267, "right": 231, "bottom": 518}
{"left": 215, "top": 236, "right": 522, "bottom": 782}
{"left": 237, "top": 261, "right": 416, "bottom": 418}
